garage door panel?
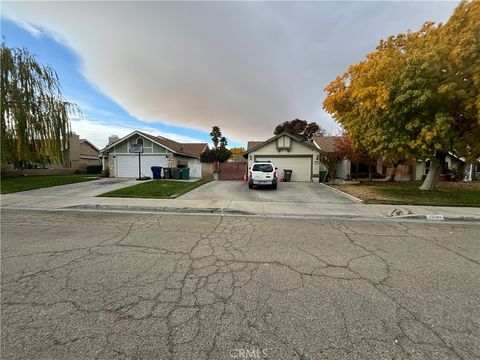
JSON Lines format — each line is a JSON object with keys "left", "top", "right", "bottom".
{"left": 116, "top": 155, "right": 167, "bottom": 178}
{"left": 255, "top": 157, "right": 311, "bottom": 182}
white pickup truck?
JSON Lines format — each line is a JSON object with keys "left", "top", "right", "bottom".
{"left": 248, "top": 161, "right": 278, "bottom": 189}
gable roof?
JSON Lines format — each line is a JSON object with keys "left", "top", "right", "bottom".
{"left": 79, "top": 139, "right": 100, "bottom": 153}
{"left": 243, "top": 132, "right": 318, "bottom": 156}
{"left": 312, "top": 136, "right": 341, "bottom": 153}
{"left": 179, "top": 143, "right": 209, "bottom": 158}
{"left": 247, "top": 141, "right": 264, "bottom": 150}
{"left": 101, "top": 130, "right": 208, "bottom": 158}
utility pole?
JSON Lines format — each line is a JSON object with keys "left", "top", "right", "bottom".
{"left": 129, "top": 143, "right": 147, "bottom": 180}
{"left": 138, "top": 151, "right": 141, "bottom": 180}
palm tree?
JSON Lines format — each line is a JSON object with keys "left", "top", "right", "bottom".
{"left": 210, "top": 126, "right": 222, "bottom": 149}
{"left": 219, "top": 136, "right": 228, "bottom": 148}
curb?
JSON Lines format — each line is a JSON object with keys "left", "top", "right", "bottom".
{"left": 319, "top": 183, "right": 364, "bottom": 203}
{"left": 67, "top": 204, "right": 255, "bottom": 216}
{"left": 3, "top": 206, "right": 479, "bottom": 223}
{"left": 386, "top": 213, "right": 480, "bottom": 222}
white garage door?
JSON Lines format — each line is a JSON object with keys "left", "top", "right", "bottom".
{"left": 255, "top": 156, "right": 311, "bottom": 182}
{"left": 116, "top": 154, "right": 167, "bottom": 178}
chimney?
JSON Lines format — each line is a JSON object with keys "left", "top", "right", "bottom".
{"left": 108, "top": 135, "right": 119, "bottom": 145}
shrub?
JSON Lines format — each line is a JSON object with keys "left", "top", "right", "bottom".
{"left": 446, "top": 167, "right": 465, "bottom": 182}
{"left": 200, "top": 147, "right": 232, "bottom": 163}
{"left": 73, "top": 169, "right": 82, "bottom": 175}
{"left": 319, "top": 151, "right": 337, "bottom": 180}
{"left": 101, "top": 168, "right": 110, "bottom": 178}
{"left": 86, "top": 165, "right": 102, "bottom": 174}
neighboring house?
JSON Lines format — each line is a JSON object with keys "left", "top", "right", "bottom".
{"left": 0, "top": 133, "right": 100, "bottom": 175}
{"left": 26, "top": 133, "right": 101, "bottom": 170}
{"left": 466, "top": 160, "right": 480, "bottom": 181}
{"left": 376, "top": 152, "right": 471, "bottom": 181}
{"left": 100, "top": 131, "right": 207, "bottom": 178}
{"left": 50, "top": 133, "right": 101, "bottom": 170}
{"left": 243, "top": 132, "right": 320, "bottom": 182}
{"left": 411, "top": 153, "right": 466, "bottom": 181}
{"left": 78, "top": 138, "right": 101, "bottom": 170}
{"left": 312, "top": 135, "right": 472, "bottom": 182}
{"left": 312, "top": 136, "right": 352, "bottom": 179}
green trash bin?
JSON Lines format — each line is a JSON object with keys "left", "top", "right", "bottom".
{"left": 319, "top": 171, "right": 327, "bottom": 182}
{"left": 181, "top": 168, "right": 190, "bottom": 180}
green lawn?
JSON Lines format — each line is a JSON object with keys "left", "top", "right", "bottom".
{"left": 0, "top": 174, "right": 98, "bottom": 194}
{"left": 99, "top": 180, "right": 209, "bottom": 199}
{"left": 331, "top": 181, "right": 480, "bottom": 207}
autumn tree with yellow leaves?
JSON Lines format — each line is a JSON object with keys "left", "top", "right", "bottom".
{"left": 324, "top": 1, "right": 480, "bottom": 190}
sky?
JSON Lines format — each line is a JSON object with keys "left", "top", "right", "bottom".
{"left": 1, "top": 1, "right": 458, "bottom": 149}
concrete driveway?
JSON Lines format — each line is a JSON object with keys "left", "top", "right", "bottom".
{"left": 0, "top": 178, "right": 141, "bottom": 210}
{"left": 179, "top": 180, "right": 356, "bottom": 204}
{"left": 1, "top": 179, "right": 377, "bottom": 218}
{"left": 12, "top": 177, "right": 140, "bottom": 197}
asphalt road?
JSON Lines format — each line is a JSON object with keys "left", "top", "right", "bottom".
{"left": 2, "top": 210, "right": 479, "bottom": 360}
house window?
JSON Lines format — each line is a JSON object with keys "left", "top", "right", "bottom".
{"left": 136, "top": 137, "right": 144, "bottom": 146}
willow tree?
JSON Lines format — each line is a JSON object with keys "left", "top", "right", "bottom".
{"left": 324, "top": 0, "right": 480, "bottom": 190}
{"left": 1, "top": 43, "right": 78, "bottom": 168}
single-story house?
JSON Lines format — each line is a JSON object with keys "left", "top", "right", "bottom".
{"left": 375, "top": 153, "right": 473, "bottom": 181}
{"left": 411, "top": 153, "right": 466, "bottom": 181}
{"left": 312, "top": 136, "right": 352, "bottom": 179}
{"left": 100, "top": 131, "right": 208, "bottom": 178}
{"left": 243, "top": 132, "right": 321, "bottom": 182}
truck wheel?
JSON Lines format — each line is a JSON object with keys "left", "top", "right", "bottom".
{"left": 272, "top": 183, "right": 277, "bottom": 190}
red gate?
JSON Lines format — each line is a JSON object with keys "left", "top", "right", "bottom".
{"left": 219, "top": 162, "right": 246, "bottom": 180}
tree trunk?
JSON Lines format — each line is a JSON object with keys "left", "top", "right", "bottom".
{"left": 419, "top": 153, "right": 446, "bottom": 191}
{"left": 368, "top": 162, "right": 373, "bottom": 181}
{"left": 419, "top": 163, "right": 441, "bottom": 191}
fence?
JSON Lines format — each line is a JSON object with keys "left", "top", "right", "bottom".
{"left": 218, "top": 162, "right": 246, "bottom": 180}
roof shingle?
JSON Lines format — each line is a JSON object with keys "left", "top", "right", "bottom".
{"left": 247, "top": 141, "right": 264, "bottom": 150}
{"left": 128, "top": 131, "right": 208, "bottom": 158}
{"left": 312, "top": 136, "right": 341, "bottom": 152}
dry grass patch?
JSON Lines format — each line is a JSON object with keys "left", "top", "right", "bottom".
{"left": 330, "top": 181, "right": 480, "bottom": 207}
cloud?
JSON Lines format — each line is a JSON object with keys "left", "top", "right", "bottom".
{"left": 10, "top": 18, "right": 43, "bottom": 37}
{"left": 70, "top": 118, "right": 205, "bottom": 150}
{"left": 3, "top": 1, "right": 457, "bottom": 142}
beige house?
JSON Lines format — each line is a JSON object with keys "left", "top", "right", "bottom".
{"left": 100, "top": 131, "right": 207, "bottom": 178}
{"left": 375, "top": 153, "right": 469, "bottom": 181}
{"left": 1, "top": 133, "right": 100, "bottom": 175}
{"left": 243, "top": 133, "right": 320, "bottom": 182}
{"left": 411, "top": 153, "right": 466, "bottom": 181}
{"left": 312, "top": 136, "right": 352, "bottom": 179}
{"left": 47, "top": 133, "right": 100, "bottom": 170}
{"left": 66, "top": 135, "right": 101, "bottom": 170}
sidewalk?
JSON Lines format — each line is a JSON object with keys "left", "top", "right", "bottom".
{"left": 2, "top": 191, "right": 479, "bottom": 221}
